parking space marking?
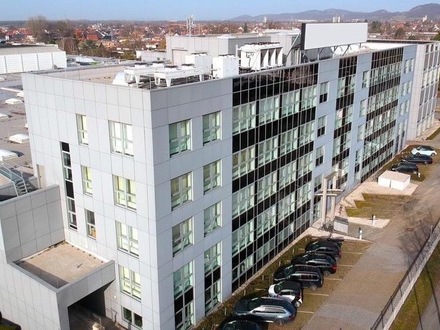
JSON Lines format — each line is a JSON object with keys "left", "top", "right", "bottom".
{"left": 343, "top": 251, "right": 364, "bottom": 255}
{"left": 308, "top": 292, "right": 329, "bottom": 296}
{"left": 325, "top": 277, "right": 342, "bottom": 281}
{"left": 337, "top": 264, "right": 354, "bottom": 267}
{"left": 297, "top": 310, "right": 315, "bottom": 314}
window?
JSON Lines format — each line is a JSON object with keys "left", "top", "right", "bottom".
{"left": 77, "top": 114, "right": 88, "bottom": 145}
{"left": 119, "top": 266, "right": 141, "bottom": 300}
{"left": 174, "top": 262, "right": 194, "bottom": 330}
{"left": 109, "top": 121, "right": 133, "bottom": 156}
{"left": 258, "top": 136, "right": 278, "bottom": 166}
{"left": 204, "top": 202, "right": 221, "bottom": 236}
{"left": 256, "top": 172, "right": 277, "bottom": 203}
{"left": 319, "top": 81, "right": 329, "bottom": 103}
{"left": 279, "top": 161, "right": 297, "bottom": 189}
{"left": 357, "top": 124, "right": 365, "bottom": 142}
{"left": 259, "top": 96, "right": 280, "bottom": 124}
{"left": 232, "top": 102, "right": 256, "bottom": 134}
{"left": 203, "top": 160, "right": 221, "bottom": 194}
{"left": 171, "top": 172, "right": 192, "bottom": 210}
{"left": 122, "top": 307, "right": 143, "bottom": 329}
{"left": 279, "top": 128, "right": 298, "bottom": 156}
{"left": 281, "top": 90, "right": 300, "bottom": 117}
{"left": 85, "top": 209, "right": 96, "bottom": 239}
{"left": 317, "top": 116, "right": 326, "bottom": 137}
{"left": 170, "top": 120, "right": 191, "bottom": 156}
{"left": 232, "top": 221, "right": 255, "bottom": 255}
{"left": 362, "top": 71, "right": 370, "bottom": 88}
{"left": 203, "top": 112, "right": 221, "bottom": 144}
{"left": 315, "top": 146, "right": 324, "bottom": 167}
{"left": 278, "top": 193, "right": 296, "bottom": 220}
{"left": 172, "top": 218, "right": 193, "bottom": 256}
{"left": 116, "top": 222, "right": 139, "bottom": 257}
{"left": 205, "top": 243, "right": 221, "bottom": 314}
{"left": 298, "top": 153, "right": 314, "bottom": 177}
{"left": 81, "top": 166, "right": 93, "bottom": 195}
{"left": 232, "top": 146, "right": 256, "bottom": 179}
{"left": 232, "top": 184, "right": 255, "bottom": 218}
{"left": 301, "top": 85, "right": 317, "bottom": 110}
{"left": 360, "top": 99, "right": 367, "bottom": 116}
{"left": 67, "top": 197, "right": 77, "bottom": 230}
{"left": 299, "top": 122, "right": 314, "bottom": 147}
{"left": 114, "top": 176, "right": 137, "bottom": 210}
{"left": 256, "top": 205, "right": 276, "bottom": 237}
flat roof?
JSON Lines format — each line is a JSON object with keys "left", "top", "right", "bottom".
{"left": 0, "top": 44, "right": 64, "bottom": 55}
{"left": 0, "top": 83, "right": 32, "bottom": 174}
{"left": 16, "top": 242, "right": 106, "bottom": 288}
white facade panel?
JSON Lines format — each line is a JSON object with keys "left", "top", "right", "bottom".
{"left": 37, "top": 53, "right": 53, "bottom": 70}
{"left": 0, "top": 55, "right": 6, "bottom": 74}
{"left": 21, "top": 53, "right": 39, "bottom": 72}
{"left": 5, "top": 54, "right": 23, "bottom": 73}
{"left": 52, "top": 51, "right": 67, "bottom": 69}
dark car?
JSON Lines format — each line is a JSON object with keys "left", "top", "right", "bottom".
{"left": 219, "top": 316, "right": 263, "bottom": 330}
{"left": 268, "top": 281, "right": 303, "bottom": 307}
{"left": 305, "top": 239, "right": 341, "bottom": 261}
{"left": 233, "top": 296, "right": 296, "bottom": 325}
{"left": 273, "top": 264, "right": 324, "bottom": 290}
{"left": 390, "top": 162, "right": 419, "bottom": 174}
{"left": 401, "top": 154, "right": 433, "bottom": 165}
{"left": 291, "top": 253, "right": 337, "bottom": 275}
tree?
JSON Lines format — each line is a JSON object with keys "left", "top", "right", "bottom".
{"left": 394, "top": 28, "right": 406, "bottom": 40}
{"left": 26, "top": 15, "right": 50, "bottom": 42}
{"left": 243, "top": 22, "right": 248, "bottom": 33}
{"left": 369, "top": 21, "right": 382, "bottom": 33}
{"left": 433, "top": 32, "right": 440, "bottom": 41}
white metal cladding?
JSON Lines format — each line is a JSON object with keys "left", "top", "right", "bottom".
{"left": 301, "top": 23, "right": 368, "bottom": 50}
{"left": 52, "top": 52, "right": 67, "bottom": 68}
{"left": 0, "top": 56, "right": 6, "bottom": 73}
{"left": 5, "top": 54, "right": 23, "bottom": 73}
{"left": 37, "top": 52, "right": 53, "bottom": 70}
{"left": 22, "top": 53, "right": 39, "bottom": 72}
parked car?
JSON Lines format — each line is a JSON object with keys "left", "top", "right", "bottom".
{"left": 233, "top": 296, "right": 296, "bottom": 325}
{"left": 291, "top": 253, "right": 337, "bottom": 275}
{"left": 304, "top": 239, "right": 342, "bottom": 261}
{"left": 411, "top": 145, "right": 437, "bottom": 157}
{"left": 268, "top": 281, "right": 303, "bottom": 307}
{"left": 273, "top": 264, "right": 324, "bottom": 291}
{"left": 390, "top": 162, "right": 419, "bottom": 174}
{"left": 401, "top": 154, "right": 433, "bottom": 165}
{"left": 219, "top": 316, "right": 263, "bottom": 330}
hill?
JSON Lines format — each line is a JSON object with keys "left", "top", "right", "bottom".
{"left": 231, "top": 3, "right": 440, "bottom": 21}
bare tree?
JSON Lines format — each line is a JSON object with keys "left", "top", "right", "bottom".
{"left": 26, "top": 15, "right": 50, "bottom": 43}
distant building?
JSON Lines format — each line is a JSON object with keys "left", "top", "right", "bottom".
{"left": 0, "top": 44, "right": 67, "bottom": 74}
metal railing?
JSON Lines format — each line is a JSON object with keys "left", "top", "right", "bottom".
{"left": 371, "top": 218, "right": 440, "bottom": 329}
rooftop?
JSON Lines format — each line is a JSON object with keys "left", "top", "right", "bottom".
{"left": 16, "top": 242, "right": 106, "bottom": 288}
{"left": 0, "top": 44, "right": 64, "bottom": 55}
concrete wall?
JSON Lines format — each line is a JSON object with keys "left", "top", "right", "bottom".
{"left": 0, "top": 185, "right": 64, "bottom": 261}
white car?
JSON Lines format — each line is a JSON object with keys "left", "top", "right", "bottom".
{"left": 268, "top": 281, "right": 303, "bottom": 307}
{"left": 411, "top": 145, "right": 437, "bottom": 157}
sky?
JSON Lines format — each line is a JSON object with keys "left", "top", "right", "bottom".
{"left": 0, "top": 0, "right": 435, "bottom": 21}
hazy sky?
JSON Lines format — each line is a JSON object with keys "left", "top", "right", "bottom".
{"left": 0, "top": 0, "right": 433, "bottom": 21}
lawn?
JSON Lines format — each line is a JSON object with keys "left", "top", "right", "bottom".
{"left": 390, "top": 242, "right": 440, "bottom": 330}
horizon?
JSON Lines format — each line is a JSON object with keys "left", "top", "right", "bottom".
{"left": 0, "top": 0, "right": 435, "bottom": 22}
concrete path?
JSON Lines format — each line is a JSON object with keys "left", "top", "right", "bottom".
{"left": 303, "top": 121, "right": 440, "bottom": 329}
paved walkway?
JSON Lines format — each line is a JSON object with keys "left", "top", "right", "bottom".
{"left": 303, "top": 120, "right": 440, "bottom": 329}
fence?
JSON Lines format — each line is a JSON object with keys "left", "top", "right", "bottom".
{"left": 371, "top": 218, "right": 440, "bottom": 329}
